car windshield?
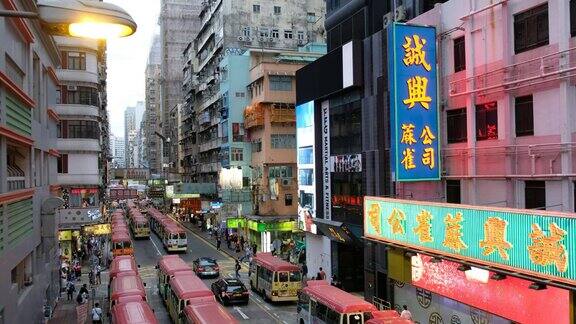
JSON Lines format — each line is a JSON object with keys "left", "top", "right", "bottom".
{"left": 226, "top": 285, "right": 245, "bottom": 293}
{"left": 199, "top": 259, "right": 216, "bottom": 266}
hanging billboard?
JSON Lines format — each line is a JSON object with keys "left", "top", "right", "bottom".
{"left": 388, "top": 23, "right": 441, "bottom": 181}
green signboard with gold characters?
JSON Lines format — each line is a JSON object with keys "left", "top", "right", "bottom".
{"left": 364, "top": 197, "right": 576, "bottom": 285}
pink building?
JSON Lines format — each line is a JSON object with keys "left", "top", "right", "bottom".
{"left": 402, "top": 0, "right": 575, "bottom": 213}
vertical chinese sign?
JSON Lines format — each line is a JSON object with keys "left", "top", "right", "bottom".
{"left": 388, "top": 23, "right": 440, "bottom": 181}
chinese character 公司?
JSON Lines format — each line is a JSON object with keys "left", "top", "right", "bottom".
{"left": 479, "top": 217, "right": 512, "bottom": 260}
{"left": 403, "top": 76, "right": 432, "bottom": 109}
{"left": 443, "top": 212, "right": 467, "bottom": 252}
{"left": 420, "top": 126, "right": 436, "bottom": 145}
{"left": 527, "top": 223, "right": 568, "bottom": 272}
{"left": 402, "top": 35, "right": 432, "bottom": 71}
{"left": 388, "top": 208, "right": 406, "bottom": 235}
{"left": 401, "top": 123, "right": 417, "bottom": 145}
{"left": 421, "top": 147, "right": 435, "bottom": 169}
{"left": 401, "top": 148, "right": 416, "bottom": 170}
{"left": 413, "top": 209, "right": 433, "bottom": 243}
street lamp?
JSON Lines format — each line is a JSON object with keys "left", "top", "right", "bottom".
{"left": 0, "top": 0, "right": 137, "bottom": 39}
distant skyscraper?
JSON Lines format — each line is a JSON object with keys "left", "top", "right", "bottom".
{"left": 124, "top": 106, "right": 136, "bottom": 167}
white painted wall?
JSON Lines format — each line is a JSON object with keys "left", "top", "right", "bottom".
{"left": 68, "top": 153, "right": 99, "bottom": 174}
{"left": 305, "top": 233, "right": 331, "bottom": 281}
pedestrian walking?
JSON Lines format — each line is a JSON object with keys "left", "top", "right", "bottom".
{"left": 318, "top": 267, "right": 326, "bottom": 280}
{"left": 226, "top": 235, "right": 231, "bottom": 249}
{"left": 252, "top": 243, "right": 257, "bottom": 256}
{"left": 96, "top": 266, "right": 102, "bottom": 285}
{"left": 239, "top": 235, "right": 245, "bottom": 247}
{"left": 91, "top": 302, "right": 103, "bottom": 324}
{"left": 235, "top": 259, "right": 241, "bottom": 278}
{"left": 66, "top": 281, "right": 76, "bottom": 301}
{"left": 216, "top": 236, "right": 221, "bottom": 251}
{"left": 235, "top": 241, "right": 241, "bottom": 254}
{"left": 400, "top": 305, "right": 413, "bottom": 320}
{"left": 301, "top": 263, "right": 308, "bottom": 281}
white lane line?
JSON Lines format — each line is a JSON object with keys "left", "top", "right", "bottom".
{"left": 263, "top": 305, "right": 271, "bottom": 310}
{"left": 282, "top": 321, "right": 288, "bottom": 324}
{"left": 150, "top": 236, "right": 163, "bottom": 256}
{"left": 233, "top": 306, "right": 250, "bottom": 320}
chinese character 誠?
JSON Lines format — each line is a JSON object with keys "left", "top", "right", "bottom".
{"left": 442, "top": 212, "right": 468, "bottom": 252}
{"left": 479, "top": 217, "right": 512, "bottom": 260}
{"left": 402, "top": 35, "right": 432, "bottom": 71}
{"left": 527, "top": 223, "right": 568, "bottom": 273}
{"left": 413, "top": 209, "right": 433, "bottom": 243}
{"left": 403, "top": 76, "right": 432, "bottom": 109}
{"left": 401, "top": 148, "right": 416, "bottom": 170}
{"left": 420, "top": 126, "right": 436, "bottom": 145}
{"left": 421, "top": 147, "right": 435, "bottom": 169}
{"left": 388, "top": 208, "right": 406, "bottom": 235}
{"left": 401, "top": 123, "right": 417, "bottom": 145}
{"left": 367, "top": 203, "right": 382, "bottom": 235}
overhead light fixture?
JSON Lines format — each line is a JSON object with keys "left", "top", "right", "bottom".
{"left": 457, "top": 264, "right": 471, "bottom": 272}
{"left": 430, "top": 257, "right": 442, "bottom": 263}
{"left": 490, "top": 273, "right": 507, "bottom": 281}
{"left": 528, "top": 282, "right": 547, "bottom": 290}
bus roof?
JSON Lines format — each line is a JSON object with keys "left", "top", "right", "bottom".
{"left": 112, "top": 301, "right": 158, "bottom": 324}
{"left": 169, "top": 273, "right": 213, "bottom": 300}
{"left": 158, "top": 255, "right": 191, "bottom": 274}
{"left": 112, "top": 232, "right": 132, "bottom": 242}
{"left": 183, "top": 301, "right": 239, "bottom": 324}
{"left": 110, "top": 275, "right": 146, "bottom": 300}
{"left": 132, "top": 217, "right": 148, "bottom": 225}
{"left": 164, "top": 224, "right": 185, "bottom": 234}
{"left": 253, "top": 253, "right": 300, "bottom": 272}
{"left": 110, "top": 256, "right": 138, "bottom": 278}
{"left": 366, "top": 318, "right": 413, "bottom": 324}
{"left": 302, "top": 280, "right": 377, "bottom": 314}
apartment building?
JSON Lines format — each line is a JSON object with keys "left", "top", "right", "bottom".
{"left": 0, "top": 1, "right": 62, "bottom": 322}
{"left": 144, "top": 35, "right": 162, "bottom": 175}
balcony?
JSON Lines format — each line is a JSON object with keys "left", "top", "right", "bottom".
{"left": 199, "top": 138, "right": 221, "bottom": 152}
{"left": 450, "top": 47, "right": 576, "bottom": 97}
{"left": 52, "top": 36, "right": 99, "bottom": 51}
{"left": 55, "top": 104, "right": 99, "bottom": 118}
{"left": 198, "top": 161, "right": 219, "bottom": 173}
{"left": 244, "top": 104, "right": 265, "bottom": 129}
{"left": 57, "top": 207, "right": 103, "bottom": 228}
{"left": 57, "top": 173, "right": 101, "bottom": 186}
{"left": 57, "top": 138, "right": 101, "bottom": 152}
{"left": 56, "top": 69, "right": 99, "bottom": 84}
{"left": 271, "top": 106, "right": 295, "bottom": 123}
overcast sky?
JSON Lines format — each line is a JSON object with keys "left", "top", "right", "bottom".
{"left": 106, "top": 0, "right": 160, "bottom": 138}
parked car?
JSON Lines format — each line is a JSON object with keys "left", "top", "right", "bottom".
{"left": 211, "top": 278, "right": 249, "bottom": 305}
{"left": 192, "top": 257, "right": 220, "bottom": 278}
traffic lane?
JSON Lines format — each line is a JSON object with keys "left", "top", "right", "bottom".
{"left": 133, "top": 236, "right": 171, "bottom": 323}
{"left": 179, "top": 226, "right": 298, "bottom": 323}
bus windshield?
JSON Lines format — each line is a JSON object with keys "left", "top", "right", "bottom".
{"left": 178, "top": 233, "right": 186, "bottom": 239}
{"left": 290, "top": 271, "right": 302, "bottom": 282}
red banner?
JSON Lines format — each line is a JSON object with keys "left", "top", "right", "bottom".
{"left": 76, "top": 304, "right": 87, "bottom": 324}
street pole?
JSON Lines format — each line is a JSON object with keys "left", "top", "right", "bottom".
{"left": 0, "top": 10, "right": 39, "bottom": 18}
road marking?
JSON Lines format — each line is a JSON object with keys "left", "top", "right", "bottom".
{"left": 150, "top": 236, "right": 163, "bottom": 256}
{"left": 233, "top": 306, "right": 250, "bottom": 320}
{"left": 282, "top": 321, "right": 289, "bottom": 324}
{"left": 263, "top": 305, "right": 271, "bottom": 310}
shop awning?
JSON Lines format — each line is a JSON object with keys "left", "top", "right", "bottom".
{"left": 314, "top": 218, "right": 361, "bottom": 245}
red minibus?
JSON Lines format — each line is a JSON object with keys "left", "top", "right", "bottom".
{"left": 111, "top": 300, "right": 158, "bottom": 324}
{"left": 183, "top": 301, "right": 238, "bottom": 324}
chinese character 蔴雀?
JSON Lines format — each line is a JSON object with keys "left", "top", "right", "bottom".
{"left": 527, "top": 223, "right": 568, "bottom": 272}
{"left": 401, "top": 123, "right": 417, "bottom": 145}
{"left": 403, "top": 76, "right": 432, "bottom": 109}
{"left": 402, "top": 35, "right": 432, "bottom": 71}
{"left": 413, "top": 209, "right": 433, "bottom": 243}
{"left": 401, "top": 148, "right": 416, "bottom": 170}
{"left": 443, "top": 212, "right": 467, "bottom": 252}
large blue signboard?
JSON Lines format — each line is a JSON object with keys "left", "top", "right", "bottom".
{"left": 388, "top": 23, "right": 440, "bottom": 181}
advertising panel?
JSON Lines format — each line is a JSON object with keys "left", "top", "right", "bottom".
{"left": 364, "top": 197, "right": 576, "bottom": 285}
{"left": 296, "top": 100, "right": 317, "bottom": 234}
{"left": 330, "top": 154, "right": 362, "bottom": 172}
{"left": 388, "top": 23, "right": 440, "bottom": 181}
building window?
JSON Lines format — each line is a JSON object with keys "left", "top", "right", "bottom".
{"left": 67, "top": 52, "right": 86, "bottom": 70}
{"left": 243, "top": 26, "right": 251, "bottom": 37}
{"left": 274, "top": 6, "right": 281, "bottom": 15}
{"left": 300, "top": 191, "right": 313, "bottom": 207}
{"left": 235, "top": 92, "right": 245, "bottom": 97}
{"left": 5, "top": 55, "right": 24, "bottom": 88}
{"left": 476, "top": 102, "right": 498, "bottom": 140}
{"left": 66, "top": 120, "right": 100, "bottom": 139}
{"left": 571, "top": 0, "right": 576, "bottom": 37}
{"left": 284, "top": 30, "right": 293, "bottom": 39}
{"left": 269, "top": 75, "right": 292, "bottom": 91}
{"left": 57, "top": 154, "right": 68, "bottom": 174}
{"left": 298, "top": 146, "right": 313, "bottom": 164}
{"left": 271, "top": 134, "right": 296, "bottom": 149}
{"left": 65, "top": 86, "right": 99, "bottom": 106}
{"left": 231, "top": 148, "right": 243, "bottom": 161}
{"left": 259, "top": 27, "right": 269, "bottom": 38}
{"left": 446, "top": 180, "right": 461, "bottom": 204}
{"left": 514, "top": 3, "right": 549, "bottom": 54}
{"left": 11, "top": 253, "right": 33, "bottom": 293}
{"left": 253, "top": 4, "right": 260, "bottom": 13}
{"left": 299, "top": 169, "right": 313, "bottom": 186}
{"left": 307, "top": 12, "right": 316, "bottom": 23}
{"left": 271, "top": 28, "right": 279, "bottom": 38}
{"left": 525, "top": 180, "right": 545, "bottom": 209}
{"left": 285, "top": 194, "right": 293, "bottom": 206}
{"left": 269, "top": 165, "right": 293, "bottom": 179}
{"left": 7, "top": 144, "right": 28, "bottom": 191}
{"left": 453, "top": 36, "right": 466, "bottom": 72}
{"left": 252, "top": 139, "right": 262, "bottom": 152}
{"left": 232, "top": 123, "right": 244, "bottom": 142}
{"left": 446, "top": 108, "right": 467, "bottom": 143}
{"left": 297, "top": 31, "right": 305, "bottom": 41}
{"left": 515, "top": 95, "right": 534, "bottom": 137}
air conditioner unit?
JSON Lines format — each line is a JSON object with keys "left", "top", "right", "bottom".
{"left": 258, "top": 37, "right": 266, "bottom": 42}
{"left": 237, "top": 36, "right": 245, "bottom": 41}
{"left": 281, "top": 178, "right": 291, "bottom": 186}
{"left": 268, "top": 37, "right": 275, "bottom": 42}
{"left": 67, "top": 85, "right": 77, "bottom": 91}
{"left": 395, "top": 5, "right": 407, "bottom": 21}
{"left": 383, "top": 12, "right": 393, "bottom": 28}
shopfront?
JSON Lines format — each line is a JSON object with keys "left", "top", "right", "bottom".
{"left": 364, "top": 197, "right": 575, "bottom": 324}
{"left": 242, "top": 216, "right": 302, "bottom": 259}
{"left": 58, "top": 229, "right": 81, "bottom": 261}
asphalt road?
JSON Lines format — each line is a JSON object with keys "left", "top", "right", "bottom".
{"left": 132, "top": 227, "right": 298, "bottom": 323}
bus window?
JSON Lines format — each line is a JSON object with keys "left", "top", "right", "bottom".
{"left": 171, "top": 234, "right": 179, "bottom": 240}
{"left": 124, "top": 241, "right": 132, "bottom": 249}
{"left": 297, "top": 292, "right": 309, "bottom": 312}
{"left": 115, "top": 242, "right": 123, "bottom": 249}
{"left": 178, "top": 233, "right": 186, "bottom": 239}
{"left": 290, "top": 271, "right": 301, "bottom": 282}
{"left": 326, "top": 308, "right": 340, "bottom": 324}
{"left": 315, "top": 302, "right": 328, "bottom": 321}
{"left": 278, "top": 272, "right": 289, "bottom": 282}
{"left": 348, "top": 313, "right": 362, "bottom": 324}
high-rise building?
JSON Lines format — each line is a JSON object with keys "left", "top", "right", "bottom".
{"left": 124, "top": 106, "right": 136, "bottom": 167}
{"left": 159, "top": 0, "right": 201, "bottom": 178}
{"left": 144, "top": 35, "right": 163, "bottom": 175}
{"left": 110, "top": 134, "right": 126, "bottom": 168}
{"left": 181, "top": 0, "right": 326, "bottom": 216}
